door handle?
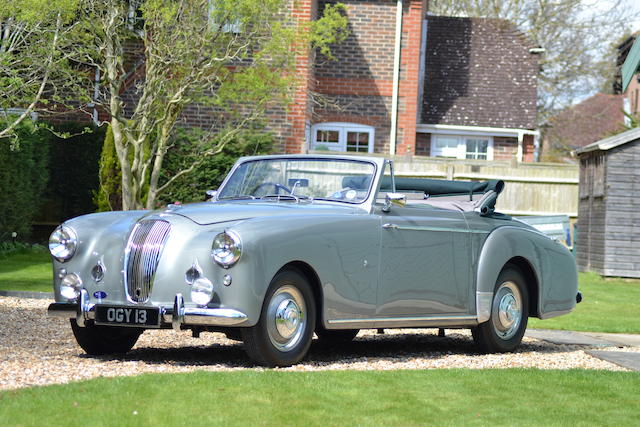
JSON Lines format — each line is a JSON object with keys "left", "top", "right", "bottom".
{"left": 382, "top": 223, "right": 399, "bottom": 229}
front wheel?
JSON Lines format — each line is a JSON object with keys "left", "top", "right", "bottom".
{"left": 472, "top": 265, "right": 529, "bottom": 353}
{"left": 70, "top": 320, "right": 142, "bottom": 355}
{"left": 242, "top": 269, "right": 316, "bottom": 366}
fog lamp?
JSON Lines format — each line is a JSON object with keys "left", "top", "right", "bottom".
{"left": 191, "top": 277, "right": 214, "bottom": 306}
{"left": 60, "top": 273, "right": 82, "bottom": 300}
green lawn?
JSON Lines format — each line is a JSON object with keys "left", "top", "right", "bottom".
{"left": 0, "top": 370, "right": 638, "bottom": 426}
{"left": 0, "top": 250, "right": 52, "bottom": 293}
{"left": 529, "top": 272, "right": 640, "bottom": 334}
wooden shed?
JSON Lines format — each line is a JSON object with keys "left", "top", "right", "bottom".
{"left": 575, "top": 127, "right": 640, "bottom": 278}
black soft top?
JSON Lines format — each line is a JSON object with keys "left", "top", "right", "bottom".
{"left": 343, "top": 176, "right": 504, "bottom": 198}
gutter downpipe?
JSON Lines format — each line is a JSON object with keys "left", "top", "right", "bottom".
{"left": 389, "top": 0, "right": 403, "bottom": 156}
{"left": 517, "top": 131, "right": 524, "bottom": 163}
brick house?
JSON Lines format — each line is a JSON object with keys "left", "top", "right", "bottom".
{"left": 66, "top": 1, "right": 541, "bottom": 162}
{"left": 277, "top": 1, "right": 540, "bottom": 162}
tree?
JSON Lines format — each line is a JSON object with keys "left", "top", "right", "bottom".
{"left": 428, "top": 0, "right": 640, "bottom": 122}
{"left": 0, "top": 0, "right": 84, "bottom": 142}
{"left": 70, "top": 0, "right": 347, "bottom": 210}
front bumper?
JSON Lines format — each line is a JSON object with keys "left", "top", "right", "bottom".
{"left": 48, "top": 290, "right": 248, "bottom": 330}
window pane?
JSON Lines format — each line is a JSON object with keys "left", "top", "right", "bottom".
{"left": 465, "top": 138, "right": 489, "bottom": 160}
{"left": 434, "top": 137, "right": 459, "bottom": 157}
{"left": 317, "top": 130, "right": 339, "bottom": 144}
{"left": 466, "top": 140, "right": 476, "bottom": 152}
{"left": 346, "top": 131, "right": 369, "bottom": 153}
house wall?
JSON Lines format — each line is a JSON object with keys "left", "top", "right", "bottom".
{"left": 602, "top": 140, "right": 640, "bottom": 277}
{"left": 625, "top": 74, "right": 640, "bottom": 114}
{"left": 414, "top": 134, "right": 534, "bottom": 161}
{"left": 312, "top": 0, "right": 425, "bottom": 154}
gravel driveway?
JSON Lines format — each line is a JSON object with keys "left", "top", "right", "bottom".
{"left": 0, "top": 296, "right": 634, "bottom": 391}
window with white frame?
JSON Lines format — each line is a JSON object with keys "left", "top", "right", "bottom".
{"left": 431, "top": 135, "right": 493, "bottom": 160}
{"left": 311, "top": 123, "right": 375, "bottom": 153}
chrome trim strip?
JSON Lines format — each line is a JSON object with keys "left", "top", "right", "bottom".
{"left": 47, "top": 302, "right": 77, "bottom": 318}
{"left": 386, "top": 225, "right": 487, "bottom": 234}
{"left": 539, "top": 309, "right": 573, "bottom": 320}
{"left": 327, "top": 315, "right": 477, "bottom": 325}
{"left": 168, "top": 293, "right": 247, "bottom": 327}
{"left": 476, "top": 291, "right": 493, "bottom": 323}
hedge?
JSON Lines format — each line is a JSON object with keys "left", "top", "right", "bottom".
{"left": 0, "top": 119, "right": 50, "bottom": 241}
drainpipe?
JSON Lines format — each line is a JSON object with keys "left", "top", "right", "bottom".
{"left": 389, "top": 0, "right": 403, "bottom": 156}
{"left": 516, "top": 131, "right": 524, "bottom": 163}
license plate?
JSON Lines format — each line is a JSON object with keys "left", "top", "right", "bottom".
{"left": 95, "top": 305, "right": 160, "bottom": 327}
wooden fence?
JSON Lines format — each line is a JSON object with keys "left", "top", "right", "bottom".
{"left": 388, "top": 155, "right": 579, "bottom": 217}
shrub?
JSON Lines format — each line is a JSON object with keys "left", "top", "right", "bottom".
{"left": 94, "top": 124, "right": 123, "bottom": 211}
{"left": 46, "top": 123, "right": 105, "bottom": 221}
{"left": 0, "top": 119, "right": 50, "bottom": 240}
{"left": 156, "top": 128, "right": 275, "bottom": 206}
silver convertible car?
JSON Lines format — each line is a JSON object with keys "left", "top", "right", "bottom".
{"left": 48, "top": 154, "right": 580, "bottom": 366}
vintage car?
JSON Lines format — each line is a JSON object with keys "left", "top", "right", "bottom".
{"left": 48, "top": 154, "right": 580, "bottom": 366}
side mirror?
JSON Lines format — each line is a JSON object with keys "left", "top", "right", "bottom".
{"left": 204, "top": 190, "right": 217, "bottom": 201}
{"left": 382, "top": 192, "right": 406, "bottom": 212}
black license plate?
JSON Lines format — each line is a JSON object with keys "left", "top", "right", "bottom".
{"left": 95, "top": 305, "right": 160, "bottom": 327}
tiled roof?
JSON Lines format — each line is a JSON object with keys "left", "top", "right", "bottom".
{"left": 546, "top": 93, "right": 625, "bottom": 150}
{"left": 421, "top": 16, "right": 538, "bottom": 130}
{"left": 576, "top": 124, "right": 640, "bottom": 154}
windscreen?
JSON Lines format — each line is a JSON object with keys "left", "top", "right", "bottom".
{"left": 218, "top": 158, "right": 376, "bottom": 204}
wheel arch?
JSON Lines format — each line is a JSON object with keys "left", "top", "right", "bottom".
{"left": 277, "top": 260, "right": 323, "bottom": 328}
{"left": 504, "top": 256, "right": 539, "bottom": 319}
{"left": 476, "top": 226, "right": 544, "bottom": 323}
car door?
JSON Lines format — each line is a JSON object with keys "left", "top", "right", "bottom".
{"left": 375, "top": 203, "right": 472, "bottom": 317}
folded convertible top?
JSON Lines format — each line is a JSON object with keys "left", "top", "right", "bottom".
{"left": 379, "top": 177, "right": 504, "bottom": 197}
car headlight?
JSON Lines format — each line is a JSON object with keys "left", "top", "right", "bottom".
{"left": 211, "top": 230, "right": 242, "bottom": 268}
{"left": 191, "top": 277, "right": 214, "bottom": 306}
{"left": 49, "top": 225, "right": 78, "bottom": 262}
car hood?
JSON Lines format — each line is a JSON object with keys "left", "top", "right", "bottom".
{"left": 153, "top": 201, "right": 363, "bottom": 225}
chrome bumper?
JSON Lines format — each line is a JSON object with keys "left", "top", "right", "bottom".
{"left": 47, "top": 291, "right": 248, "bottom": 329}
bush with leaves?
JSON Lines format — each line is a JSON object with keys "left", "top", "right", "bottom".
{"left": 94, "top": 124, "right": 124, "bottom": 212}
{"left": 156, "top": 128, "right": 275, "bottom": 207}
{"left": 0, "top": 119, "right": 50, "bottom": 240}
{"left": 46, "top": 123, "right": 105, "bottom": 221}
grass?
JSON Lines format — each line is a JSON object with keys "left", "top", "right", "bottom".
{"left": 529, "top": 272, "right": 640, "bottom": 334}
{"left": 0, "top": 370, "right": 638, "bottom": 426}
{"left": 0, "top": 249, "right": 51, "bottom": 293}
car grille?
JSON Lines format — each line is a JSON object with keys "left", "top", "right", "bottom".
{"left": 125, "top": 220, "right": 171, "bottom": 303}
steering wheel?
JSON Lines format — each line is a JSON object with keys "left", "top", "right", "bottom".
{"left": 252, "top": 182, "right": 292, "bottom": 196}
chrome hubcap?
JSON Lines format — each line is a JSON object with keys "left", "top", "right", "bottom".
{"left": 492, "top": 281, "right": 522, "bottom": 340}
{"left": 267, "top": 285, "right": 306, "bottom": 352}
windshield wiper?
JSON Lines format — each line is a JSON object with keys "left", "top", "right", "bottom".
{"left": 218, "top": 195, "right": 256, "bottom": 200}
{"left": 260, "top": 194, "right": 310, "bottom": 202}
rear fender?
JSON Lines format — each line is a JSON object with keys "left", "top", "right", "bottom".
{"left": 475, "top": 226, "right": 577, "bottom": 322}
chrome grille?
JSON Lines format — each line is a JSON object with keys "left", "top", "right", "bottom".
{"left": 125, "top": 220, "right": 171, "bottom": 303}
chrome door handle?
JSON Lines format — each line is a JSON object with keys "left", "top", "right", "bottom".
{"left": 382, "top": 223, "right": 399, "bottom": 229}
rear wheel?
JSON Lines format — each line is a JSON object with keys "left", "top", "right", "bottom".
{"left": 70, "top": 320, "right": 142, "bottom": 355}
{"left": 472, "top": 265, "right": 529, "bottom": 353}
{"left": 242, "top": 269, "right": 316, "bottom": 366}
